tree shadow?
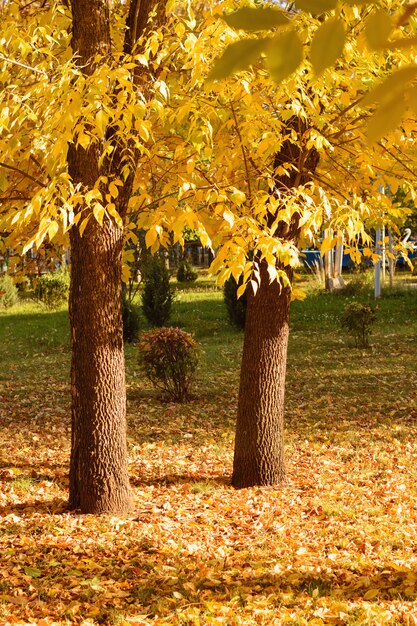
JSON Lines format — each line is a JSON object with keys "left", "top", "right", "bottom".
{"left": 130, "top": 472, "right": 230, "bottom": 488}
{"left": 0, "top": 497, "right": 68, "bottom": 516}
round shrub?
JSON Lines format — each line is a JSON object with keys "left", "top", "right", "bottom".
{"left": 138, "top": 327, "right": 199, "bottom": 402}
{"left": 341, "top": 302, "right": 376, "bottom": 347}
{"left": 223, "top": 276, "right": 247, "bottom": 330}
{"left": 35, "top": 269, "right": 70, "bottom": 310}
{"left": 0, "top": 274, "right": 19, "bottom": 309}
{"left": 176, "top": 259, "right": 198, "bottom": 283}
{"left": 141, "top": 255, "right": 173, "bottom": 327}
{"left": 122, "top": 297, "right": 140, "bottom": 343}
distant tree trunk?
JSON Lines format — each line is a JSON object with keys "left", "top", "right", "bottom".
{"left": 67, "top": 0, "right": 164, "bottom": 513}
{"left": 232, "top": 118, "right": 319, "bottom": 489}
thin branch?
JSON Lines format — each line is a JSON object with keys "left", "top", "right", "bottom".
{"left": 230, "top": 102, "right": 252, "bottom": 200}
{"left": 0, "top": 196, "right": 31, "bottom": 201}
{"left": 378, "top": 142, "right": 417, "bottom": 179}
{"left": 30, "top": 154, "right": 51, "bottom": 181}
{"left": 0, "top": 54, "right": 47, "bottom": 77}
{"left": 0, "top": 161, "right": 46, "bottom": 187}
{"left": 310, "top": 171, "right": 351, "bottom": 203}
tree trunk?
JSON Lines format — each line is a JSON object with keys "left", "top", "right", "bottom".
{"left": 67, "top": 0, "right": 132, "bottom": 514}
{"left": 232, "top": 116, "right": 319, "bottom": 489}
{"left": 67, "top": 0, "right": 165, "bottom": 513}
{"left": 68, "top": 219, "right": 132, "bottom": 513}
{"left": 232, "top": 260, "right": 291, "bottom": 488}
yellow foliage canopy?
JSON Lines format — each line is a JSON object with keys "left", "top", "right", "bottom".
{"left": 0, "top": 0, "right": 416, "bottom": 287}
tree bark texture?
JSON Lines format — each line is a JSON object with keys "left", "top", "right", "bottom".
{"left": 232, "top": 260, "right": 291, "bottom": 488}
{"left": 68, "top": 0, "right": 126, "bottom": 514}
{"left": 67, "top": 0, "right": 165, "bottom": 513}
{"left": 232, "top": 117, "right": 319, "bottom": 489}
{"left": 68, "top": 219, "right": 132, "bottom": 514}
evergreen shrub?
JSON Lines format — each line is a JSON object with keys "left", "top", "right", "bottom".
{"left": 138, "top": 327, "right": 199, "bottom": 401}
{"left": 122, "top": 297, "right": 141, "bottom": 343}
{"left": 176, "top": 259, "right": 198, "bottom": 283}
{"left": 0, "top": 274, "right": 19, "bottom": 309}
{"left": 223, "top": 276, "right": 247, "bottom": 330}
{"left": 141, "top": 255, "right": 173, "bottom": 327}
{"left": 341, "top": 302, "right": 376, "bottom": 347}
{"left": 16, "top": 276, "right": 31, "bottom": 293}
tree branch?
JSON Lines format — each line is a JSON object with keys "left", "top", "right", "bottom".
{"left": 0, "top": 161, "right": 46, "bottom": 187}
{"left": 0, "top": 54, "right": 47, "bottom": 76}
{"left": 230, "top": 102, "right": 252, "bottom": 200}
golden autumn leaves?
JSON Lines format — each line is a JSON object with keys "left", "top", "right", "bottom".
{"left": 209, "top": 1, "right": 417, "bottom": 143}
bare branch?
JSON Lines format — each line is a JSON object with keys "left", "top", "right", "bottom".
{"left": 0, "top": 54, "right": 48, "bottom": 76}
{"left": 0, "top": 161, "right": 46, "bottom": 187}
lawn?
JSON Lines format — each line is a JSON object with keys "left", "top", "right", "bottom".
{"left": 1, "top": 272, "right": 417, "bottom": 625}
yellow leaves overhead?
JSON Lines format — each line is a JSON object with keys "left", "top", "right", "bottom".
{"left": 310, "top": 18, "right": 346, "bottom": 76}
{"left": 1, "top": 0, "right": 416, "bottom": 292}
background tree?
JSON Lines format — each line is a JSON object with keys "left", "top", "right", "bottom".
{"left": 132, "top": 0, "right": 416, "bottom": 488}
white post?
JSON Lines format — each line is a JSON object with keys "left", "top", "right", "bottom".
{"left": 334, "top": 232, "right": 344, "bottom": 288}
{"left": 375, "top": 227, "right": 382, "bottom": 299}
{"left": 389, "top": 228, "right": 395, "bottom": 288}
{"left": 381, "top": 225, "right": 386, "bottom": 284}
{"left": 324, "top": 228, "right": 333, "bottom": 290}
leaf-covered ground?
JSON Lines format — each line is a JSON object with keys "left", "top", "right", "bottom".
{"left": 1, "top": 280, "right": 417, "bottom": 625}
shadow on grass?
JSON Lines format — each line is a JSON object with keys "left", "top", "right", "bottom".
{"left": 130, "top": 473, "right": 230, "bottom": 488}
{"left": 0, "top": 497, "right": 68, "bottom": 516}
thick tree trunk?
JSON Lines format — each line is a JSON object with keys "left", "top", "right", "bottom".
{"left": 232, "top": 261, "right": 291, "bottom": 488}
{"left": 232, "top": 116, "right": 319, "bottom": 489}
{"left": 67, "top": 0, "right": 132, "bottom": 514}
{"left": 68, "top": 220, "right": 132, "bottom": 513}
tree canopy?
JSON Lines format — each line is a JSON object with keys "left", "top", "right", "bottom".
{"left": 1, "top": 0, "right": 415, "bottom": 291}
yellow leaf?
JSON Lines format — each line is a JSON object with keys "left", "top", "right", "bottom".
{"left": 145, "top": 228, "right": 158, "bottom": 249}
{"left": 365, "top": 9, "right": 392, "bottom": 50}
{"left": 109, "top": 181, "right": 119, "bottom": 198}
{"left": 223, "top": 7, "right": 289, "bottom": 32}
{"left": 236, "top": 282, "right": 246, "bottom": 299}
{"left": 107, "top": 203, "right": 123, "bottom": 228}
{"left": 310, "top": 18, "right": 345, "bottom": 75}
{"left": 291, "top": 287, "right": 306, "bottom": 301}
{"left": 294, "top": 0, "right": 337, "bottom": 13}
{"left": 363, "top": 588, "right": 379, "bottom": 600}
{"left": 77, "top": 131, "right": 91, "bottom": 150}
{"left": 95, "top": 109, "right": 107, "bottom": 137}
{"left": 48, "top": 221, "right": 59, "bottom": 240}
{"left": 223, "top": 209, "right": 235, "bottom": 227}
{"left": 320, "top": 234, "right": 334, "bottom": 256}
{"left": 266, "top": 30, "right": 303, "bottom": 84}
{"left": 93, "top": 203, "right": 105, "bottom": 226}
{"left": 208, "top": 38, "right": 269, "bottom": 81}
{"left": 367, "top": 95, "right": 406, "bottom": 144}
{"left": 363, "top": 66, "right": 417, "bottom": 106}
{"left": 79, "top": 215, "right": 90, "bottom": 237}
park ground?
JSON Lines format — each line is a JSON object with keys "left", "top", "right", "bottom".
{"left": 1, "top": 271, "right": 417, "bottom": 625}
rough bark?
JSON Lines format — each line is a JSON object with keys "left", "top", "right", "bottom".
{"left": 67, "top": 0, "right": 132, "bottom": 514}
{"left": 232, "top": 260, "right": 291, "bottom": 488}
{"left": 232, "top": 118, "right": 319, "bottom": 489}
{"left": 68, "top": 219, "right": 132, "bottom": 514}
